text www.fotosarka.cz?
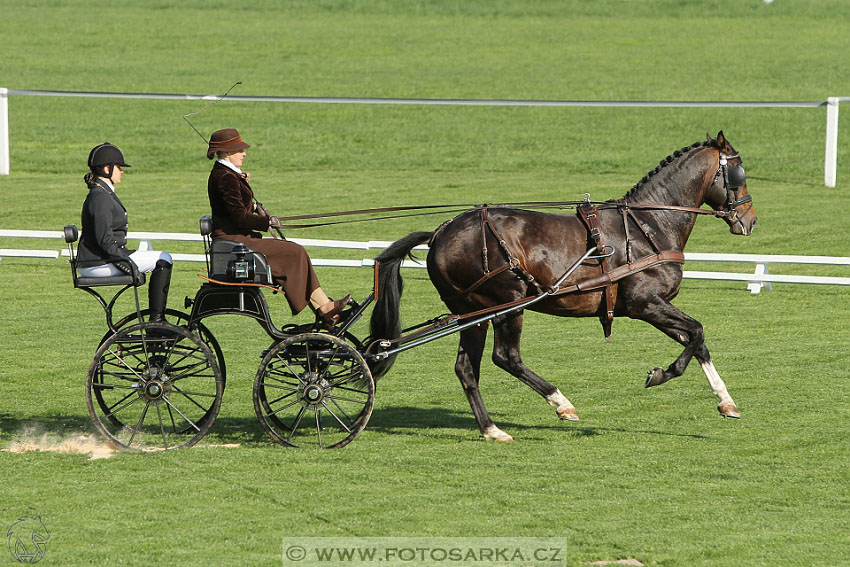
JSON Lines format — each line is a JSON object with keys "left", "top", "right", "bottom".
{"left": 282, "top": 537, "right": 566, "bottom": 567}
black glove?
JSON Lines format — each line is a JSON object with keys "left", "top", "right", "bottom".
{"left": 114, "top": 259, "right": 143, "bottom": 285}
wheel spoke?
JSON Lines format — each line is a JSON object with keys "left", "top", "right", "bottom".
{"left": 329, "top": 383, "right": 372, "bottom": 396}
{"left": 320, "top": 400, "right": 352, "bottom": 433}
{"left": 267, "top": 390, "right": 298, "bottom": 406}
{"left": 104, "top": 390, "right": 139, "bottom": 415}
{"left": 314, "top": 407, "right": 323, "bottom": 448}
{"left": 316, "top": 344, "right": 343, "bottom": 382}
{"left": 162, "top": 396, "right": 202, "bottom": 433}
{"left": 157, "top": 404, "right": 169, "bottom": 450}
{"left": 128, "top": 401, "right": 151, "bottom": 446}
{"left": 287, "top": 405, "right": 308, "bottom": 442}
{"left": 325, "top": 393, "right": 369, "bottom": 405}
{"left": 105, "top": 347, "right": 145, "bottom": 380}
{"left": 267, "top": 397, "right": 302, "bottom": 416}
{"left": 91, "top": 381, "right": 138, "bottom": 391}
{"left": 103, "top": 393, "right": 143, "bottom": 420}
{"left": 329, "top": 397, "right": 355, "bottom": 425}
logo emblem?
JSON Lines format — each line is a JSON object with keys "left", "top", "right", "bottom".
{"left": 7, "top": 516, "right": 50, "bottom": 564}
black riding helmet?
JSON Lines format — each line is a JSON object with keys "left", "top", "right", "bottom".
{"left": 88, "top": 143, "right": 131, "bottom": 169}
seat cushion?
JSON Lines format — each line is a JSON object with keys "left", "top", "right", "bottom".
{"left": 76, "top": 273, "right": 145, "bottom": 287}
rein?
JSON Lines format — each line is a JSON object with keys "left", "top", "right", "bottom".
{"left": 272, "top": 199, "right": 734, "bottom": 230}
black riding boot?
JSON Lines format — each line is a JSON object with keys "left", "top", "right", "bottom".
{"left": 148, "top": 260, "right": 172, "bottom": 322}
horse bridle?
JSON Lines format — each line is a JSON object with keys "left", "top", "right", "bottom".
{"left": 708, "top": 151, "right": 752, "bottom": 225}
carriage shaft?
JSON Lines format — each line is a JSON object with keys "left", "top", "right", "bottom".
{"left": 369, "top": 247, "right": 598, "bottom": 361}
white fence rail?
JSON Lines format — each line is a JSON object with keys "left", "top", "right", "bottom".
{"left": 0, "top": 88, "right": 847, "bottom": 186}
{"left": 2, "top": 228, "right": 849, "bottom": 295}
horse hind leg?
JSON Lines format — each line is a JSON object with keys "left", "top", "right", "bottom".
{"left": 491, "top": 312, "right": 579, "bottom": 423}
{"left": 455, "top": 324, "right": 513, "bottom": 442}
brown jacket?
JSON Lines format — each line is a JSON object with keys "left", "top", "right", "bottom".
{"left": 207, "top": 161, "right": 320, "bottom": 314}
{"left": 207, "top": 161, "right": 269, "bottom": 237}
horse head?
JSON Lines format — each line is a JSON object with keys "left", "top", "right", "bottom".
{"left": 704, "top": 131, "right": 758, "bottom": 236}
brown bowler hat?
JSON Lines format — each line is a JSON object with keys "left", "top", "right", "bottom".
{"left": 207, "top": 128, "right": 251, "bottom": 159}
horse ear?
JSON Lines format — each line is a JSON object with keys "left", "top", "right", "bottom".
{"left": 706, "top": 132, "right": 714, "bottom": 144}
{"left": 716, "top": 130, "right": 727, "bottom": 146}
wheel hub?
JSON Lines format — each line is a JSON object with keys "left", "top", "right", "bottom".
{"left": 144, "top": 380, "right": 165, "bottom": 400}
{"left": 304, "top": 384, "right": 323, "bottom": 402}
{"left": 298, "top": 372, "right": 330, "bottom": 406}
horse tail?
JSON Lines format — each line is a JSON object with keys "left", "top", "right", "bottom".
{"left": 368, "top": 231, "right": 433, "bottom": 378}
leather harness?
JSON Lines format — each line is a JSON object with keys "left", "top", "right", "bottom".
{"left": 448, "top": 202, "right": 686, "bottom": 338}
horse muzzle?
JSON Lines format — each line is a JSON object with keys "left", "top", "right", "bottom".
{"left": 728, "top": 206, "right": 757, "bottom": 236}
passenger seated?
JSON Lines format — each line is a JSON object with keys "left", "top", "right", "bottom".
{"left": 77, "top": 143, "right": 172, "bottom": 321}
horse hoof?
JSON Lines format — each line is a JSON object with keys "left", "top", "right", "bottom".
{"left": 557, "top": 407, "right": 579, "bottom": 422}
{"left": 718, "top": 403, "right": 740, "bottom": 418}
{"left": 482, "top": 426, "right": 514, "bottom": 442}
{"left": 645, "top": 367, "right": 669, "bottom": 388}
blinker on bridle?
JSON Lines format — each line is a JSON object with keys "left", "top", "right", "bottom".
{"left": 710, "top": 152, "right": 752, "bottom": 223}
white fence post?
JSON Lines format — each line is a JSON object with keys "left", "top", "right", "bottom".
{"left": 0, "top": 88, "right": 9, "bottom": 176}
{"left": 825, "top": 97, "right": 840, "bottom": 188}
{"left": 746, "top": 262, "right": 772, "bottom": 295}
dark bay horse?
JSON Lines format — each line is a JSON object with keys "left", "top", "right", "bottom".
{"left": 369, "top": 132, "right": 757, "bottom": 441}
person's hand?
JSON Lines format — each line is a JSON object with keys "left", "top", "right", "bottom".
{"left": 115, "top": 259, "right": 143, "bottom": 284}
{"left": 269, "top": 216, "right": 282, "bottom": 228}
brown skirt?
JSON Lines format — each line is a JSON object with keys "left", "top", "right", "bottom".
{"left": 212, "top": 232, "right": 320, "bottom": 315}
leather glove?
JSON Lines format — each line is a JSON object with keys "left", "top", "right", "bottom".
{"left": 115, "top": 259, "right": 143, "bottom": 285}
{"left": 269, "top": 216, "right": 283, "bottom": 228}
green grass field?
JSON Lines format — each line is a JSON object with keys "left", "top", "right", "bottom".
{"left": 1, "top": 1, "right": 849, "bottom": 566}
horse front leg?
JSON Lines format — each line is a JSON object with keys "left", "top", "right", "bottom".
{"left": 455, "top": 324, "right": 513, "bottom": 442}
{"left": 697, "top": 359, "right": 740, "bottom": 418}
{"left": 491, "top": 312, "right": 579, "bottom": 423}
{"left": 639, "top": 301, "right": 740, "bottom": 418}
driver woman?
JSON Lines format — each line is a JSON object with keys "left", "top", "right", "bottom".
{"left": 205, "top": 128, "right": 350, "bottom": 326}
{"left": 77, "top": 143, "right": 173, "bottom": 322}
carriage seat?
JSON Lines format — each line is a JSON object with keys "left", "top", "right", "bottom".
{"left": 199, "top": 216, "right": 273, "bottom": 285}
{"left": 63, "top": 225, "right": 145, "bottom": 288}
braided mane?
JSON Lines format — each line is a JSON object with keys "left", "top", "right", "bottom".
{"left": 623, "top": 140, "right": 713, "bottom": 199}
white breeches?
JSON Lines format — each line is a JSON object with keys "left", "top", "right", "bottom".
{"left": 78, "top": 250, "right": 173, "bottom": 277}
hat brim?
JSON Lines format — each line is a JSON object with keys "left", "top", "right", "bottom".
{"left": 207, "top": 141, "right": 250, "bottom": 159}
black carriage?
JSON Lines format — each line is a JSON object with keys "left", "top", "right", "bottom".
{"left": 65, "top": 217, "right": 376, "bottom": 451}
{"left": 64, "top": 212, "right": 618, "bottom": 452}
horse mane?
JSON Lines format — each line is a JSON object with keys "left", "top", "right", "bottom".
{"left": 622, "top": 139, "right": 715, "bottom": 200}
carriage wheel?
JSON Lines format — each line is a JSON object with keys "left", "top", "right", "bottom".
{"left": 86, "top": 322, "right": 223, "bottom": 451}
{"left": 254, "top": 333, "right": 374, "bottom": 449}
{"left": 100, "top": 309, "right": 225, "bottom": 433}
